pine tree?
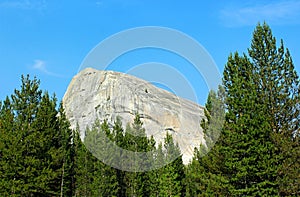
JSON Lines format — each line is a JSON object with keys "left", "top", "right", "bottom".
{"left": 2, "top": 76, "right": 54, "bottom": 195}
{"left": 213, "top": 22, "right": 300, "bottom": 195}
{"left": 223, "top": 52, "right": 279, "bottom": 195}
{"left": 149, "top": 142, "right": 164, "bottom": 197}
{"left": 9, "top": 75, "right": 44, "bottom": 195}
{"left": 156, "top": 132, "right": 184, "bottom": 197}
{"left": 108, "top": 116, "right": 130, "bottom": 197}
{"left": 185, "top": 88, "right": 228, "bottom": 196}
{"left": 0, "top": 75, "right": 75, "bottom": 196}
{"left": 73, "top": 126, "right": 94, "bottom": 196}
{"left": 30, "top": 92, "right": 62, "bottom": 195}
{"left": 248, "top": 22, "right": 300, "bottom": 196}
{"left": 123, "top": 113, "right": 152, "bottom": 197}
{"left": 248, "top": 23, "right": 299, "bottom": 135}
{"left": 200, "top": 87, "right": 225, "bottom": 151}
{"left": 186, "top": 22, "right": 300, "bottom": 196}
{"left": 57, "top": 103, "right": 75, "bottom": 196}
{"left": 84, "top": 119, "right": 119, "bottom": 196}
{"left": 0, "top": 97, "right": 18, "bottom": 196}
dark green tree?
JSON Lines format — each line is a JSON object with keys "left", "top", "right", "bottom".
{"left": 123, "top": 113, "right": 153, "bottom": 197}
{"left": 186, "top": 22, "right": 300, "bottom": 196}
{"left": 213, "top": 22, "right": 300, "bottom": 196}
{"left": 185, "top": 88, "right": 228, "bottom": 196}
{"left": 0, "top": 97, "right": 18, "bottom": 196}
{"left": 73, "top": 126, "right": 94, "bottom": 196}
{"left": 9, "top": 76, "right": 44, "bottom": 195}
{"left": 149, "top": 142, "right": 164, "bottom": 197}
{"left": 112, "top": 117, "right": 127, "bottom": 197}
{"left": 84, "top": 119, "right": 119, "bottom": 197}
{"left": 222, "top": 52, "right": 278, "bottom": 195}
{"left": 31, "top": 92, "right": 62, "bottom": 195}
{"left": 248, "top": 23, "right": 300, "bottom": 196}
{"left": 57, "top": 103, "right": 76, "bottom": 196}
{"left": 0, "top": 75, "right": 75, "bottom": 196}
{"left": 156, "top": 132, "right": 185, "bottom": 197}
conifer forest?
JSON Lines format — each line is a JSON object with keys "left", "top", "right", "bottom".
{"left": 1, "top": 23, "right": 299, "bottom": 196}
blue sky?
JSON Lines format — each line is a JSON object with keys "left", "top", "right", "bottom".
{"left": 1, "top": 0, "right": 300, "bottom": 105}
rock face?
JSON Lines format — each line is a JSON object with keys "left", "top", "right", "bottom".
{"left": 63, "top": 68, "right": 205, "bottom": 164}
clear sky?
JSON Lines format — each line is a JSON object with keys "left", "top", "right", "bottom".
{"left": 1, "top": 0, "right": 300, "bottom": 105}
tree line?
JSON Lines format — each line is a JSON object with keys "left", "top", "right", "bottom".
{"left": 0, "top": 75, "right": 185, "bottom": 196}
{"left": 0, "top": 23, "right": 299, "bottom": 196}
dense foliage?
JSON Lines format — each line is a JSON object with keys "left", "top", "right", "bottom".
{"left": 0, "top": 76, "right": 185, "bottom": 196}
{"left": 0, "top": 23, "right": 299, "bottom": 196}
{"left": 186, "top": 22, "right": 300, "bottom": 196}
{"left": 0, "top": 76, "right": 74, "bottom": 196}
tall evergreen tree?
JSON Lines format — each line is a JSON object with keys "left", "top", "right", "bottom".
{"left": 216, "top": 22, "right": 299, "bottom": 195}
{"left": 112, "top": 117, "right": 127, "bottom": 197}
{"left": 57, "top": 103, "right": 76, "bottom": 196}
{"left": 156, "top": 132, "right": 185, "bottom": 197}
{"left": 10, "top": 75, "right": 43, "bottom": 194}
{"left": 0, "top": 75, "right": 74, "bottom": 196}
{"left": 123, "top": 113, "right": 153, "bottom": 197}
{"left": 248, "top": 23, "right": 300, "bottom": 195}
{"left": 73, "top": 126, "right": 94, "bottom": 197}
{"left": 186, "top": 22, "right": 300, "bottom": 196}
{"left": 30, "top": 92, "right": 62, "bottom": 195}
{"left": 223, "top": 52, "right": 278, "bottom": 195}
{"left": 149, "top": 142, "right": 164, "bottom": 197}
{"left": 84, "top": 119, "right": 119, "bottom": 196}
{"left": 0, "top": 97, "right": 18, "bottom": 196}
{"left": 185, "top": 88, "right": 228, "bottom": 196}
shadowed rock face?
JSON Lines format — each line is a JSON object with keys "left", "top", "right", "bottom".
{"left": 63, "top": 67, "right": 205, "bottom": 164}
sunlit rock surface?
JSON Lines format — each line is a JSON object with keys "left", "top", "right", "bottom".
{"left": 63, "top": 68, "right": 205, "bottom": 164}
